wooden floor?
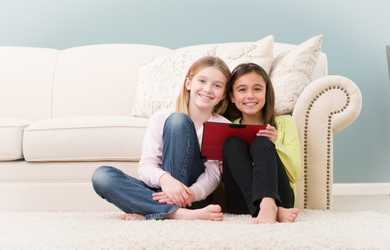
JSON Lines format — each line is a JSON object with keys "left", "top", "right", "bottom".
{"left": 333, "top": 195, "right": 390, "bottom": 214}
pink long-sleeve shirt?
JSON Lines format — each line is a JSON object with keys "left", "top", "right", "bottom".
{"left": 138, "top": 111, "right": 230, "bottom": 202}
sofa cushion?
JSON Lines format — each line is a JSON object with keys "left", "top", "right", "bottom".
{"left": 0, "top": 119, "right": 30, "bottom": 161}
{"left": 131, "top": 36, "right": 274, "bottom": 118}
{"left": 23, "top": 116, "right": 148, "bottom": 162}
{"left": 270, "top": 35, "right": 323, "bottom": 115}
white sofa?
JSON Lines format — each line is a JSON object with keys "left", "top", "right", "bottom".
{"left": 0, "top": 42, "right": 362, "bottom": 211}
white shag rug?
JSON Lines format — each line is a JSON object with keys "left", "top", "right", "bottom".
{"left": 1, "top": 210, "right": 389, "bottom": 250}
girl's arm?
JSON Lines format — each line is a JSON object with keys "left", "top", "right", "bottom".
{"left": 138, "top": 112, "right": 167, "bottom": 188}
{"left": 187, "top": 116, "right": 229, "bottom": 202}
{"left": 274, "top": 115, "right": 301, "bottom": 184}
{"left": 188, "top": 160, "right": 221, "bottom": 202}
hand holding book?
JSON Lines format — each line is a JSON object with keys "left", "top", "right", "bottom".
{"left": 256, "top": 124, "right": 277, "bottom": 142}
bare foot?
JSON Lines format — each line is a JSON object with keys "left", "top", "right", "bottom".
{"left": 277, "top": 207, "right": 299, "bottom": 223}
{"left": 168, "top": 204, "right": 223, "bottom": 221}
{"left": 120, "top": 213, "right": 145, "bottom": 220}
{"left": 251, "top": 198, "right": 277, "bottom": 224}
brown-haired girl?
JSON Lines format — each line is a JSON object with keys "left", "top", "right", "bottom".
{"left": 223, "top": 63, "right": 300, "bottom": 223}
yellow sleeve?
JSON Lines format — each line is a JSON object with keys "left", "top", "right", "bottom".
{"left": 274, "top": 116, "right": 301, "bottom": 184}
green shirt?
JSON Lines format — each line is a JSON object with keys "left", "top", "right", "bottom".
{"left": 234, "top": 115, "right": 301, "bottom": 196}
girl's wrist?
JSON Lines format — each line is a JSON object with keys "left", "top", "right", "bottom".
{"left": 159, "top": 172, "right": 171, "bottom": 185}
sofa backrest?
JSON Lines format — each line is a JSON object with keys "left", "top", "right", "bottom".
{"left": 0, "top": 42, "right": 328, "bottom": 121}
{"left": 0, "top": 47, "right": 58, "bottom": 121}
{"left": 52, "top": 44, "right": 171, "bottom": 118}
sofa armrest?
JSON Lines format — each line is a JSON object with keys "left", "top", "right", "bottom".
{"left": 292, "top": 75, "right": 362, "bottom": 209}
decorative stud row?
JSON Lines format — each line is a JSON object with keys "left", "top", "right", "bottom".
{"left": 303, "top": 85, "right": 350, "bottom": 209}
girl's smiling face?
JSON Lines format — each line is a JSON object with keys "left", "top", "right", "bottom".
{"left": 186, "top": 66, "right": 227, "bottom": 112}
{"left": 231, "top": 72, "right": 266, "bottom": 116}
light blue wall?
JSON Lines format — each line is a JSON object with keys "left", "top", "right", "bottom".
{"left": 1, "top": 0, "right": 389, "bottom": 182}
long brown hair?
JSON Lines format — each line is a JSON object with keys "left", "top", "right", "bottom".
{"left": 175, "top": 56, "right": 231, "bottom": 115}
{"left": 224, "top": 63, "right": 276, "bottom": 127}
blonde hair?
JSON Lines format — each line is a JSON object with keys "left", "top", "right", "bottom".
{"left": 175, "top": 56, "right": 231, "bottom": 115}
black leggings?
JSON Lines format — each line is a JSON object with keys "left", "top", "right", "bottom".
{"left": 222, "top": 136, "right": 294, "bottom": 217}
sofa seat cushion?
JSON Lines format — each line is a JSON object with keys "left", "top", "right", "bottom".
{"left": 0, "top": 119, "right": 30, "bottom": 161}
{"left": 23, "top": 116, "right": 148, "bottom": 162}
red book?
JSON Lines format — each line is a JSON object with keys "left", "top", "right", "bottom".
{"left": 201, "top": 122, "right": 266, "bottom": 161}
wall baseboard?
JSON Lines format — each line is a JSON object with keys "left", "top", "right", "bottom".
{"left": 333, "top": 183, "right": 390, "bottom": 196}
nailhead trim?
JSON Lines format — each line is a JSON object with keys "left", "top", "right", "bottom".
{"left": 303, "top": 85, "right": 350, "bottom": 209}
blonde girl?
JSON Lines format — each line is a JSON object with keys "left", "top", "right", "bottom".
{"left": 92, "top": 56, "right": 231, "bottom": 220}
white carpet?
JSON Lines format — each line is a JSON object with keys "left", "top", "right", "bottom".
{"left": 1, "top": 210, "right": 389, "bottom": 250}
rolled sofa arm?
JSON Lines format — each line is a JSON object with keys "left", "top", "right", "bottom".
{"left": 292, "top": 75, "right": 362, "bottom": 209}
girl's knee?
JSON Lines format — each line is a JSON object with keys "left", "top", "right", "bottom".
{"left": 223, "top": 136, "right": 246, "bottom": 152}
{"left": 164, "top": 112, "right": 193, "bottom": 130}
{"left": 250, "top": 136, "right": 275, "bottom": 152}
{"left": 223, "top": 136, "right": 247, "bottom": 162}
{"left": 91, "top": 165, "right": 117, "bottom": 195}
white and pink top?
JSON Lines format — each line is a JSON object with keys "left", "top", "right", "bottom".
{"left": 138, "top": 111, "right": 230, "bottom": 201}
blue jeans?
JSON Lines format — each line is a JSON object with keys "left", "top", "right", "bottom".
{"left": 92, "top": 113, "right": 206, "bottom": 220}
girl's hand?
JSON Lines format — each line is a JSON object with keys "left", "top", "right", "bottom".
{"left": 159, "top": 173, "right": 192, "bottom": 207}
{"left": 257, "top": 124, "right": 277, "bottom": 142}
{"left": 153, "top": 191, "right": 193, "bottom": 207}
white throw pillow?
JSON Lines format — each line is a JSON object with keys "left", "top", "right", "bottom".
{"left": 131, "top": 36, "right": 274, "bottom": 118}
{"left": 270, "top": 35, "right": 323, "bottom": 115}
